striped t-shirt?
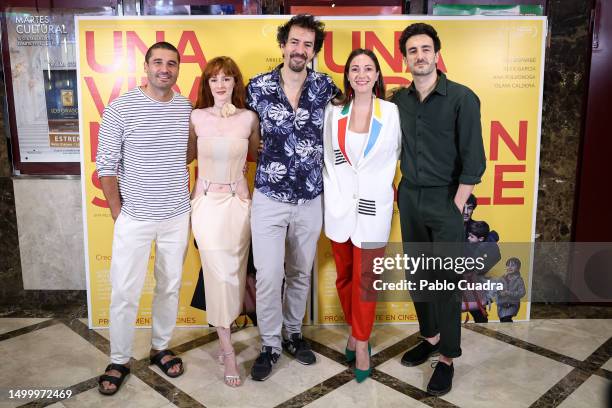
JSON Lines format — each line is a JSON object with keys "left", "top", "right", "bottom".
{"left": 96, "top": 87, "right": 192, "bottom": 221}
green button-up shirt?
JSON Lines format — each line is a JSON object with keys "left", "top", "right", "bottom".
{"left": 391, "top": 71, "right": 486, "bottom": 187}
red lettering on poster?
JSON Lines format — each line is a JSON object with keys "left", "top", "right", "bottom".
{"left": 490, "top": 121, "right": 528, "bottom": 161}
{"left": 188, "top": 76, "right": 201, "bottom": 104}
{"left": 493, "top": 164, "right": 525, "bottom": 205}
{"left": 352, "top": 31, "right": 360, "bottom": 51}
{"left": 176, "top": 31, "right": 206, "bottom": 72}
{"left": 435, "top": 54, "right": 447, "bottom": 73}
{"left": 322, "top": 31, "right": 347, "bottom": 73}
{"left": 478, "top": 121, "right": 530, "bottom": 205}
{"left": 91, "top": 170, "right": 108, "bottom": 208}
{"left": 364, "top": 31, "right": 403, "bottom": 72}
{"left": 86, "top": 31, "right": 123, "bottom": 73}
{"left": 477, "top": 196, "right": 491, "bottom": 205}
{"left": 89, "top": 122, "right": 99, "bottom": 163}
{"left": 84, "top": 76, "right": 123, "bottom": 117}
{"left": 89, "top": 122, "right": 108, "bottom": 208}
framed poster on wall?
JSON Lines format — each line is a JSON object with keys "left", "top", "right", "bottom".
{"left": 1, "top": 1, "right": 116, "bottom": 174}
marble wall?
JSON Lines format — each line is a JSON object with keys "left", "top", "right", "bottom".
{"left": 0, "top": 65, "right": 11, "bottom": 177}
{"left": 528, "top": 0, "right": 592, "bottom": 302}
{"left": 0, "top": 177, "right": 21, "bottom": 307}
{"left": 536, "top": 0, "right": 591, "bottom": 242}
{"left": 13, "top": 178, "right": 86, "bottom": 290}
{"left": 0, "top": 178, "right": 86, "bottom": 315}
{"left": 0, "top": 16, "right": 11, "bottom": 178}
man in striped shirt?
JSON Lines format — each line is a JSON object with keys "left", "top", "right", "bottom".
{"left": 95, "top": 42, "right": 192, "bottom": 395}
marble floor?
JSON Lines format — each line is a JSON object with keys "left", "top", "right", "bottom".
{"left": 0, "top": 318, "right": 610, "bottom": 408}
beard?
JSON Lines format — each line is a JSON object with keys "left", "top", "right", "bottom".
{"left": 288, "top": 53, "right": 308, "bottom": 72}
{"left": 410, "top": 60, "right": 436, "bottom": 77}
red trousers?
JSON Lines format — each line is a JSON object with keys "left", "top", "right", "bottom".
{"left": 330, "top": 239, "right": 385, "bottom": 341}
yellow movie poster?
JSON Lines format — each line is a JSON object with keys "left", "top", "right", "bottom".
{"left": 78, "top": 16, "right": 545, "bottom": 328}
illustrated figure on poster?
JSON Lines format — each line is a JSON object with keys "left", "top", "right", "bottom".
{"left": 95, "top": 42, "right": 192, "bottom": 395}
{"left": 491, "top": 257, "right": 526, "bottom": 322}
{"left": 246, "top": 14, "right": 339, "bottom": 382}
{"left": 187, "top": 56, "right": 260, "bottom": 387}
{"left": 322, "top": 48, "right": 401, "bottom": 382}
{"left": 391, "top": 23, "right": 487, "bottom": 396}
{"left": 462, "top": 220, "right": 501, "bottom": 323}
{"left": 462, "top": 193, "right": 477, "bottom": 240}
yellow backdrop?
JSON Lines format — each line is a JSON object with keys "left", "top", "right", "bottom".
{"left": 78, "top": 16, "right": 546, "bottom": 328}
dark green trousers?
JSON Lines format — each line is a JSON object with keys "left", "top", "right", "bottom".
{"left": 398, "top": 178, "right": 464, "bottom": 358}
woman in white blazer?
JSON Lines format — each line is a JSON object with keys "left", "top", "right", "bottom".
{"left": 323, "top": 48, "right": 401, "bottom": 382}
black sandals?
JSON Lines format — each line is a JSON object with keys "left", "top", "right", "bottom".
{"left": 150, "top": 349, "right": 184, "bottom": 378}
{"left": 98, "top": 363, "right": 130, "bottom": 395}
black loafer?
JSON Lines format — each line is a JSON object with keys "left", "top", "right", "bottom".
{"left": 401, "top": 340, "right": 439, "bottom": 367}
{"left": 427, "top": 362, "right": 454, "bottom": 396}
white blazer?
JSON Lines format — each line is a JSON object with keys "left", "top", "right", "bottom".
{"left": 323, "top": 97, "right": 401, "bottom": 249}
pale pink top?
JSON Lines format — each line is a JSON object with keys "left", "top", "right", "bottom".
{"left": 191, "top": 108, "right": 251, "bottom": 199}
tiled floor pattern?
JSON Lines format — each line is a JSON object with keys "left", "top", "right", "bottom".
{"left": 0, "top": 318, "right": 610, "bottom": 408}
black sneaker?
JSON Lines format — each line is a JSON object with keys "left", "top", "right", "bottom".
{"left": 251, "top": 346, "right": 280, "bottom": 381}
{"left": 401, "top": 340, "right": 439, "bottom": 367}
{"left": 282, "top": 333, "right": 316, "bottom": 365}
{"left": 427, "top": 362, "right": 454, "bottom": 396}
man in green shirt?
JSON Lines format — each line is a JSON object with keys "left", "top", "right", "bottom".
{"left": 391, "top": 23, "right": 486, "bottom": 396}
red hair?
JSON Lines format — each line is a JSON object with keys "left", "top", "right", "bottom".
{"left": 194, "top": 56, "right": 246, "bottom": 109}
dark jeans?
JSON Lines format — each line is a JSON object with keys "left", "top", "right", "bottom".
{"left": 398, "top": 180, "right": 465, "bottom": 359}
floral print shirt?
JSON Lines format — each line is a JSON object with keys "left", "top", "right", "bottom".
{"left": 247, "top": 64, "right": 339, "bottom": 204}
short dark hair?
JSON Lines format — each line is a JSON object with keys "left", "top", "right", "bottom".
{"left": 277, "top": 14, "right": 326, "bottom": 54}
{"left": 145, "top": 41, "right": 180, "bottom": 64}
{"left": 466, "top": 194, "right": 478, "bottom": 209}
{"left": 506, "top": 257, "right": 522, "bottom": 270}
{"left": 333, "top": 48, "right": 385, "bottom": 107}
{"left": 398, "top": 23, "right": 442, "bottom": 57}
{"left": 468, "top": 220, "right": 490, "bottom": 239}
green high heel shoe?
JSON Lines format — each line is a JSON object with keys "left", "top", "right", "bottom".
{"left": 345, "top": 347, "right": 356, "bottom": 363}
{"left": 346, "top": 341, "right": 371, "bottom": 363}
{"left": 345, "top": 340, "right": 356, "bottom": 363}
{"left": 354, "top": 343, "right": 372, "bottom": 383}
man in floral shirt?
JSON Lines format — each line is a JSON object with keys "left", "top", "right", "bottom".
{"left": 247, "top": 14, "right": 339, "bottom": 381}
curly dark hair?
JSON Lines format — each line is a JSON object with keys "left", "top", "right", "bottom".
{"left": 398, "top": 23, "right": 441, "bottom": 57}
{"left": 277, "top": 14, "right": 326, "bottom": 54}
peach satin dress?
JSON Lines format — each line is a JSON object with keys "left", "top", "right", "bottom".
{"left": 191, "top": 135, "right": 251, "bottom": 328}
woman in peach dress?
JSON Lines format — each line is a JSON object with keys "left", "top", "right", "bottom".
{"left": 187, "top": 56, "right": 260, "bottom": 387}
